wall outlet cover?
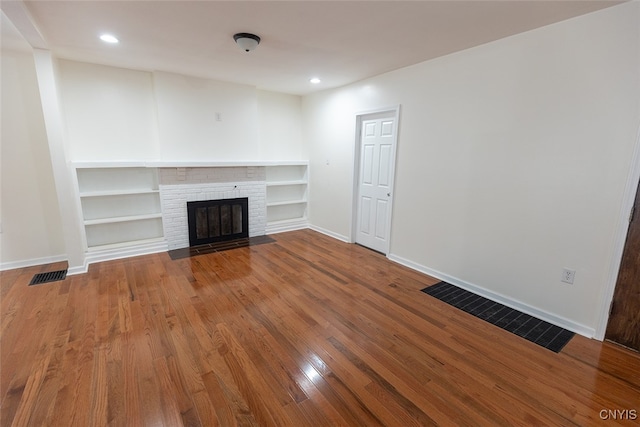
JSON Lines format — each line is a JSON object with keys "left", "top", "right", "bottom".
{"left": 561, "top": 268, "right": 576, "bottom": 284}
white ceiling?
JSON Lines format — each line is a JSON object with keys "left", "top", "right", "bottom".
{"left": 2, "top": 0, "right": 623, "bottom": 95}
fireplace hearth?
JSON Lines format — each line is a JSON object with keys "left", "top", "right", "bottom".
{"left": 187, "top": 198, "right": 249, "bottom": 247}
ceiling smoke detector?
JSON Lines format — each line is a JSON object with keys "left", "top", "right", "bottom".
{"left": 233, "top": 33, "right": 261, "bottom": 52}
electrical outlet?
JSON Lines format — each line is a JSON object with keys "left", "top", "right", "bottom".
{"left": 561, "top": 268, "right": 576, "bottom": 284}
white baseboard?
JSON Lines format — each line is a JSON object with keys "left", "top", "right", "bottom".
{"left": 308, "top": 224, "right": 351, "bottom": 243}
{"left": 68, "top": 240, "right": 169, "bottom": 276}
{"left": 388, "top": 253, "right": 596, "bottom": 339}
{"left": 265, "top": 219, "right": 309, "bottom": 235}
{"left": 0, "top": 254, "right": 68, "bottom": 272}
{"left": 67, "top": 263, "right": 88, "bottom": 276}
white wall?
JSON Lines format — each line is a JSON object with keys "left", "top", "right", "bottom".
{"left": 302, "top": 2, "right": 640, "bottom": 335}
{"left": 56, "top": 62, "right": 304, "bottom": 163}
{"left": 1, "top": 49, "right": 66, "bottom": 267}
{"left": 4, "top": 58, "right": 304, "bottom": 269}
{"left": 257, "top": 90, "right": 303, "bottom": 160}
{"left": 58, "top": 60, "right": 160, "bottom": 162}
{"left": 153, "top": 71, "right": 259, "bottom": 161}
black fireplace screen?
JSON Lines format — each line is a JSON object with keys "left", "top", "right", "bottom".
{"left": 187, "top": 198, "right": 249, "bottom": 246}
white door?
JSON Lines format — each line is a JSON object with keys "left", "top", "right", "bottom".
{"left": 356, "top": 114, "right": 397, "bottom": 254}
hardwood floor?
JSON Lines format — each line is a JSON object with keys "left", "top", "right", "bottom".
{"left": 1, "top": 229, "right": 638, "bottom": 426}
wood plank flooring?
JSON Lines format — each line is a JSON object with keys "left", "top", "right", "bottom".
{"left": 1, "top": 229, "right": 639, "bottom": 426}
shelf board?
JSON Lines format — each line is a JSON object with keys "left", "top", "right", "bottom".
{"left": 80, "top": 189, "right": 160, "bottom": 198}
{"left": 87, "top": 237, "right": 166, "bottom": 252}
{"left": 266, "top": 200, "right": 307, "bottom": 207}
{"left": 266, "top": 217, "right": 308, "bottom": 226}
{"left": 266, "top": 180, "right": 307, "bottom": 187}
{"left": 84, "top": 213, "right": 163, "bottom": 226}
{"left": 74, "top": 161, "right": 308, "bottom": 168}
{"left": 265, "top": 218, "right": 308, "bottom": 235}
{"left": 73, "top": 161, "right": 149, "bottom": 168}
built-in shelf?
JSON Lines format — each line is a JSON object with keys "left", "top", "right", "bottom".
{"left": 72, "top": 160, "right": 308, "bottom": 168}
{"left": 265, "top": 165, "right": 308, "bottom": 232}
{"left": 265, "top": 217, "right": 308, "bottom": 234}
{"left": 86, "top": 237, "right": 166, "bottom": 253}
{"left": 266, "top": 200, "right": 307, "bottom": 207}
{"left": 74, "top": 162, "right": 309, "bottom": 250}
{"left": 266, "top": 180, "right": 307, "bottom": 187}
{"left": 79, "top": 189, "right": 160, "bottom": 198}
{"left": 76, "top": 167, "right": 164, "bottom": 250}
{"left": 84, "top": 213, "right": 163, "bottom": 226}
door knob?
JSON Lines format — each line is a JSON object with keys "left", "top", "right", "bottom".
{"left": 387, "top": 192, "right": 391, "bottom": 197}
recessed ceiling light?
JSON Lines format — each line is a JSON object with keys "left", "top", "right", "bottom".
{"left": 310, "top": 77, "right": 321, "bottom": 84}
{"left": 99, "top": 34, "right": 119, "bottom": 44}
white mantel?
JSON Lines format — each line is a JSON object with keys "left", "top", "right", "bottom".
{"left": 72, "top": 160, "right": 308, "bottom": 168}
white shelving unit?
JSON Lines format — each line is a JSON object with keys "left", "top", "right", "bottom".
{"left": 265, "top": 164, "right": 308, "bottom": 233}
{"left": 76, "top": 167, "right": 164, "bottom": 250}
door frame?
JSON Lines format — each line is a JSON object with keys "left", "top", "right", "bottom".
{"left": 595, "top": 119, "right": 640, "bottom": 340}
{"left": 350, "top": 105, "right": 401, "bottom": 255}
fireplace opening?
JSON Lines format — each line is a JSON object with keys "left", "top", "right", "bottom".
{"left": 187, "top": 198, "right": 249, "bottom": 247}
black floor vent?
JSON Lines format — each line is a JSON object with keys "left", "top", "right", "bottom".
{"left": 29, "top": 269, "right": 67, "bottom": 286}
{"left": 421, "top": 281, "right": 575, "bottom": 353}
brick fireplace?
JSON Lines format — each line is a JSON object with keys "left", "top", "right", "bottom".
{"left": 159, "top": 167, "right": 266, "bottom": 250}
{"left": 187, "top": 197, "right": 249, "bottom": 246}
